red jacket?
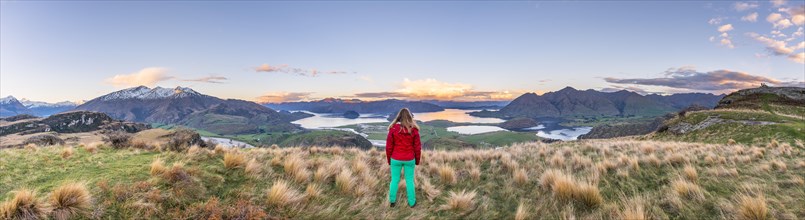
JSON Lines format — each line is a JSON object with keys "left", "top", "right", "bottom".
{"left": 386, "top": 124, "right": 422, "bottom": 165}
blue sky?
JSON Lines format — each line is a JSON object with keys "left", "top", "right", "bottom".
{"left": 1, "top": 1, "right": 803, "bottom": 103}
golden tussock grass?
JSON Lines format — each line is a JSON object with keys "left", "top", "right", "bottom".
{"left": 187, "top": 145, "right": 202, "bottom": 155}
{"left": 60, "top": 147, "right": 74, "bottom": 159}
{"left": 514, "top": 201, "right": 529, "bottom": 220}
{"left": 83, "top": 142, "right": 101, "bottom": 154}
{"left": 223, "top": 152, "right": 247, "bottom": 169}
{"left": 335, "top": 169, "right": 355, "bottom": 194}
{"left": 441, "top": 190, "right": 476, "bottom": 212}
{"left": 213, "top": 145, "right": 227, "bottom": 155}
{"left": 418, "top": 176, "right": 441, "bottom": 201}
{"left": 469, "top": 166, "right": 481, "bottom": 182}
{"left": 0, "top": 189, "right": 49, "bottom": 220}
{"left": 617, "top": 197, "right": 646, "bottom": 220}
{"left": 305, "top": 183, "right": 323, "bottom": 200}
{"left": 438, "top": 164, "right": 456, "bottom": 184}
{"left": 513, "top": 168, "right": 528, "bottom": 186}
{"left": 48, "top": 182, "right": 92, "bottom": 220}
{"left": 24, "top": 143, "right": 38, "bottom": 152}
{"left": 734, "top": 194, "right": 768, "bottom": 220}
{"left": 682, "top": 164, "right": 698, "bottom": 182}
{"left": 244, "top": 158, "right": 262, "bottom": 177}
{"left": 283, "top": 155, "right": 307, "bottom": 180}
{"left": 266, "top": 180, "right": 302, "bottom": 207}
{"left": 670, "top": 178, "right": 704, "bottom": 201}
{"left": 150, "top": 158, "right": 167, "bottom": 176}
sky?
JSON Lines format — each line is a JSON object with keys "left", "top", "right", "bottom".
{"left": 1, "top": 1, "right": 803, "bottom": 103}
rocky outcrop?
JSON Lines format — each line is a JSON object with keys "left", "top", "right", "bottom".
{"left": 716, "top": 86, "right": 805, "bottom": 109}
{"left": 0, "top": 111, "right": 150, "bottom": 136}
{"left": 666, "top": 115, "right": 777, "bottom": 135}
{"left": 23, "top": 133, "right": 65, "bottom": 146}
{"left": 579, "top": 115, "right": 671, "bottom": 139}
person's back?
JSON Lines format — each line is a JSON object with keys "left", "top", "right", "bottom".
{"left": 385, "top": 108, "right": 421, "bottom": 208}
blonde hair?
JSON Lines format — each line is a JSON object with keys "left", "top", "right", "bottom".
{"left": 389, "top": 108, "right": 419, "bottom": 133}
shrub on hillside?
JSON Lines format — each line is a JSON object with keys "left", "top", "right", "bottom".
{"left": 165, "top": 129, "right": 207, "bottom": 152}
{"left": 23, "top": 133, "right": 65, "bottom": 146}
{"left": 103, "top": 131, "right": 132, "bottom": 149}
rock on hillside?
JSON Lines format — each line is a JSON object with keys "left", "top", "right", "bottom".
{"left": 716, "top": 85, "right": 805, "bottom": 109}
{"left": 0, "top": 111, "right": 150, "bottom": 136}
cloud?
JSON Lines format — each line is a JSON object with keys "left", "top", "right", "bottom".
{"left": 720, "top": 38, "right": 735, "bottom": 48}
{"left": 352, "top": 78, "right": 515, "bottom": 101}
{"left": 604, "top": 67, "right": 803, "bottom": 92}
{"left": 789, "top": 52, "right": 805, "bottom": 63}
{"left": 254, "top": 64, "right": 351, "bottom": 77}
{"left": 780, "top": 5, "right": 805, "bottom": 25}
{"left": 105, "top": 67, "right": 174, "bottom": 87}
{"left": 734, "top": 2, "right": 759, "bottom": 11}
{"left": 255, "top": 92, "right": 313, "bottom": 103}
{"left": 767, "top": 12, "right": 783, "bottom": 22}
{"left": 772, "top": 0, "right": 787, "bottom": 7}
{"left": 748, "top": 32, "right": 799, "bottom": 55}
{"left": 708, "top": 17, "right": 725, "bottom": 25}
{"left": 181, "top": 76, "right": 228, "bottom": 83}
{"left": 742, "top": 12, "right": 759, "bottom": 22}
{"left": 718, "top": 24, "right": 735, "bottom": 32}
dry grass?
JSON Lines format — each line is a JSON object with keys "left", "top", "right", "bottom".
{"left": 83, "top": 142, "right": 100, "bottom": 154}
{"left": 48, "top": 182, "right": 92, "bottom": 220}
{"left": 335, "top": 169, "right": 355, "bottom": 194}
{"left": 0, "top": 189, "right": 49, "bottom": 220}
{"left": 150, "top": 158, "right": 167, "bottom": 176}
{"left": 438, "top": 164, "right": 457, "bottom": 184}
{"left": 283, "top": 155, "right": 307, "bottom": 181}
{"left": 266, "top": 180, "right": 302, "bottom": 207}
{"left": 305, "top": 183, "right": 323, "bottom": 200}
{"left": 469, "top": 167, "right": 481, "bottom": 182}
{"left": 441, "top": 190, "right": 476, "bottom": 212}
{"left": 513, "top": 168, "right": 528, "bottom": 186}
{"left": 514, "top": 201, "right": 529, "bottom": 220}
{"left": 670, "top": 178, "right": 705, "bottom": 201}
{"left": 3, "top": 139, "right": 805, "bottom": 219}
{"left": 682, "top": 164, "right": 698, "bottom": 182}
{"left": 617, "top": 197, "right": 646, "bottom": 220}
{"left": 244, "top": 158, "right": 262, "bottom": 177}
{"left": 60, "top": 147, "right": 74, "bottom": 159}
{"left": 734, "top": 194, "right": 768, "bottom": 220}
{"left": 223, "top": 152, "right": 247, "bottom": 169}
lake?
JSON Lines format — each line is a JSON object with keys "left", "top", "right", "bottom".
{"left": 291, "top": 108, "right": 592, "bottom": 142}
{"left": 291, "top": 109, "right": 502, "bottom": 129}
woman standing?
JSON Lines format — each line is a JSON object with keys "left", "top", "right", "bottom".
{"left": 386, "top": 108, "right": 422, "bottom": 208}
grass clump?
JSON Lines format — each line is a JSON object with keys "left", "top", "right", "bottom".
{"left": 0, "top": 189, "right": 49, "bottom": 220}
{"left": 48, "top": 182, "right": 92, "bottom": 220}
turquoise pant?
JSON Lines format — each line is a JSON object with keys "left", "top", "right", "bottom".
{"left": 389, "top": 159, "right": 416, "bottom": 206}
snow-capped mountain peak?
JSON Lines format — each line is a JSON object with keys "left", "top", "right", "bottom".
{"left": 20, "top": 98, "right": 78, "bottom": 108}
{"left": 99, "top": 86, "right": 202, "bottom": 101}
{"left": 0, "top": 96, "right": 20, "bottom": 104}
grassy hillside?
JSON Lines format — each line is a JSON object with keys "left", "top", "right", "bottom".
{"left": 651, "top": 109, "right": 804, "bottom": 145}
{"left": 2, "top": 139, "right": 804, "bottom": 219}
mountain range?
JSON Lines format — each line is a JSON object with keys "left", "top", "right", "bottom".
{"left": 472, "top": 87, "right": 724, "bottom": 119}
{"left": 73, "top": 86, "right": 309, "bottom": 135}
{"left": 0, "top": 96, "right": 78, "bottom": 117}
{"left": 265, "top": 98, "right": 444, "bottom": 114}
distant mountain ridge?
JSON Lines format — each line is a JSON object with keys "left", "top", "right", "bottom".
{"left": 74, "top": 86, "right": 308, "bottom": 135}
{"left": 1, "top": 96, "right": 78, "bottom": 117}
{"left": 474, "top": 87, "right": 724, "bottom": 118}
{"left": 265, "top": 98, "right": 444, "bottom": 114}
